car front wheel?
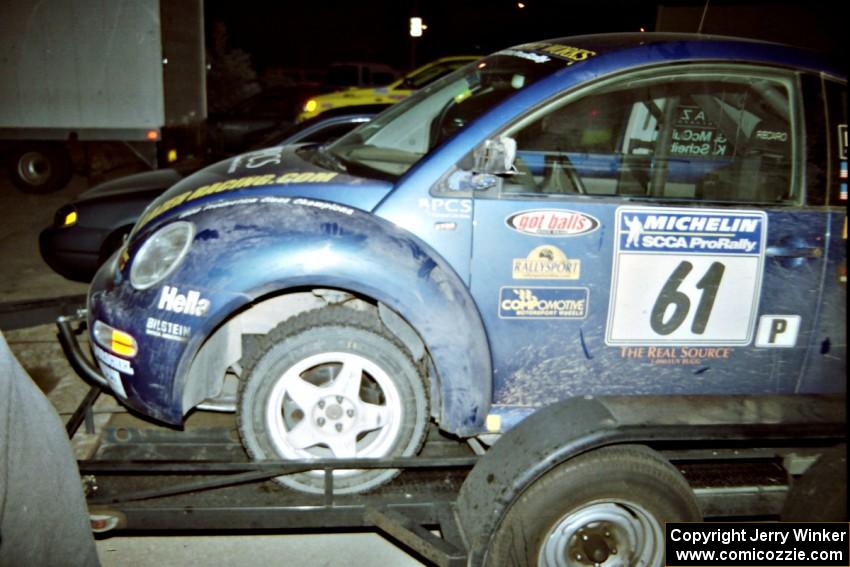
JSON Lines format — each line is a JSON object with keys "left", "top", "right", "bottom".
{"left": 237, "top": 306, "right": 429, "bottom": 494}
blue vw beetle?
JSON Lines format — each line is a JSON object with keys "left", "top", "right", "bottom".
{"left": 85, "top": 33, "right": 847, "bottom": 497}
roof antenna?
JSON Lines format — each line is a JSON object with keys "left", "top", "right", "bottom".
{"left": 697, "top": 0, "right": 710, "bottom": 34}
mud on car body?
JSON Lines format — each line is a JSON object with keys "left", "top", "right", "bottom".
{"left": 86, "top": 34, "right": 847, "bottom": 496}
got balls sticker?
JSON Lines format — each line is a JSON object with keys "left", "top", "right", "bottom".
{"left": 506, "top": 209, "right": 599, "bottom": 237}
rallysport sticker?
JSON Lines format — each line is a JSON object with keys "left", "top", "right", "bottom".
{"left": 606, "top": 207, "right": 766, "bottom": 346}
{"left": 512, "top": 245, "right": 580, "bottom": 280}
{"left": 506, "top": 209, "right": 599, "bottom": 237}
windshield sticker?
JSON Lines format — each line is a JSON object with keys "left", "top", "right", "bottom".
{"left": 512, "top": 245, "right": 580, "bottom": 280}
{"left": 138, "top": 172, "right": 340, "bottom": 227}
{"left": 499, "top": 286, "right": 588, "bottom": 319}
{"left": 498, "top": 49, "right": 552, "bottom": 64}
{"left": 754, "top": 315, "right": 801, "bottom": 348}
{"left": 506, "top": 209, "right": 599, "bottom": 237}
{"left": 606, "top": 207, "right": 766, "bottom": 347}
{"left": 514, "top": 42, "right": 596, "bottom": 65}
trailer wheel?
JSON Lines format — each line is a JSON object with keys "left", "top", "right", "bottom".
{"left": 238, "top": 306, "right": 429, "bottom": 494}
{"left": 485, "top": 445, "right": 700, "bottom": 566}
{"left": 6, "top": 142, "right": 72, "bottom": 194}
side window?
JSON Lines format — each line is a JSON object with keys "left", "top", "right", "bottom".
{"left": 497, "top": 71, "right": 796, "bottom": 204}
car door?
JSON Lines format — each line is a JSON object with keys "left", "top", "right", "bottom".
{"left": 460, "top": 65, "right": 833, "bottom": 424}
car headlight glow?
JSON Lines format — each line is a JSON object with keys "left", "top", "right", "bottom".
{"left": 129, "top": 221, "right": 195, "bottom": 290}
{"left": 55, "top": 205, "right": 77, "bottom": 227}
{"left": 303, "top": 99, "right": 318, "bottom": 112}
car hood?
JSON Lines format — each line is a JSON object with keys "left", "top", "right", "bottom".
{"left": 78, "top": 168, "right": 185, "bottom": 201}
{"left": 133, "top": 145, "right": 394, "bottom": 234}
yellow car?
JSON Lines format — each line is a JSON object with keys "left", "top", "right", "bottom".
{"left": 297, "top": 55, "right": 478, "bottom": 122}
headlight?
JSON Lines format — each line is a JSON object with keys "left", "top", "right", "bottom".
{"left": 303, "top": 99, "right": 318, "bottom": 112}
{"left": 129, "top": 221, "right": 194, "bottom": 290}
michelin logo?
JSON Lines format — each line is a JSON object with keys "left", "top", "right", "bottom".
{"left": 619, "top": 209, "right": 765, "bottom": 255}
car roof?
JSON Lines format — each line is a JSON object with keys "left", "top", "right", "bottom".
{"left": 514, "top": 32, "right": 845, "bottom": 78}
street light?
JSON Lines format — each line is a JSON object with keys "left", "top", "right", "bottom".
{"left": 409, "top": 17, "right": 426, "bottom": 38}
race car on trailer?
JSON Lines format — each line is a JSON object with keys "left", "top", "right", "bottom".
{"left": 63, "top": 33, "right": 846, "bottom": 565}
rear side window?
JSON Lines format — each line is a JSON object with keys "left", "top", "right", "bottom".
{"left": 499, "top": 70, "right": 797, "bottom": 204}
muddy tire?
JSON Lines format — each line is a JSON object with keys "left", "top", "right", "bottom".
{"left": 238, "top": 306, "right": 429, "bottom": 494}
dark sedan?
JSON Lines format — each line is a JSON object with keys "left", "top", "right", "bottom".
{"left": 40, "top": 113, "right": 373, "bottom": 282}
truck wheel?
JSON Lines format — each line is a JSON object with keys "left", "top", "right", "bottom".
{"left": 486, "top": 445, "right": 700, "bottom": 566}
{"left": 238, "top": 306, "right": 429, "bottom": 494}
{"left": 6, "top": 143, "right": 72, "bottom": 194}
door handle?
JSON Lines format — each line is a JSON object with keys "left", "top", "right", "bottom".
{"left": 765, "top": 245, "right": 823, "bottom": 258}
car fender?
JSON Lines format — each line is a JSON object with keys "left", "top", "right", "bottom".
{"left": 163, "top": 197, "right": 491, "bottom": 436}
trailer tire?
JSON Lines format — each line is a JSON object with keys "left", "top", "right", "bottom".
{"left": 6, "top": 142, "right": 72, "bottom": 194}
{"left": 238, "top": 306, "right": 429, "bottom": 494}
{"left": 485, "top": 445, "right": 700, "bottom": 567}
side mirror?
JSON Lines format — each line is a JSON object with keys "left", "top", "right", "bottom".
{"left": 472, "top": 136, "right": 517, "bottom": 175}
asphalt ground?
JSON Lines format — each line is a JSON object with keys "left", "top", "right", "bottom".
{"left": 0, "top": 172, "right": 425, "bottom": 566}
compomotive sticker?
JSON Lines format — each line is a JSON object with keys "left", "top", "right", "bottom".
{"left": 506, "top": 209, "right": 599, "bottom": 237}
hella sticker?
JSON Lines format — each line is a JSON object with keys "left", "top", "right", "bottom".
{"left": 506, "top": 209, "right": 599, "bottom": 237}
{"left": 158, "top": 286, "right": 210, "bottom": 317}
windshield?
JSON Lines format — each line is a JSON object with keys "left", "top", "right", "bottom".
{"left": 324, "top": 51, "right": 566, "bottom": 180}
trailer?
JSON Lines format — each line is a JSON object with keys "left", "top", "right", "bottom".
{"left": 0, "top": 0, "right": 206, "bottom": 193}
{"left": 52, "top": 309, "right": 845, "bottom": 566}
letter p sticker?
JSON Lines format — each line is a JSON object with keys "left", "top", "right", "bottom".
{"left": 755, "top": 315, "right": 801, "bottom": 348}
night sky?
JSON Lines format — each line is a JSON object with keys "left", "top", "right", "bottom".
{"left": 204, "top": 0, "right": 846, "bottom": 75}
{"left": 205, "top": 1, "right": 660, "bottom": 72}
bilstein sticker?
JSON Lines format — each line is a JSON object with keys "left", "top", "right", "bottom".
{"left": 513, "top": 245, "right": 580, "bottom": 280}
{"left": 506, "top": 209, "right": 599, "bottom": 237}
{"left": 146, "top": 317, "right": 191, "bottom": 342}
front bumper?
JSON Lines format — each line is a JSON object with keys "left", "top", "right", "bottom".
{"left": 58, "top": 303, "right": 188, "bottom": 425}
